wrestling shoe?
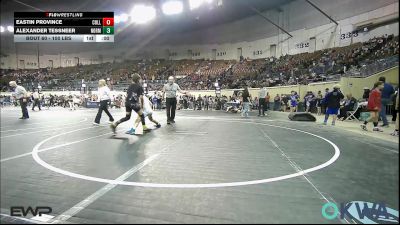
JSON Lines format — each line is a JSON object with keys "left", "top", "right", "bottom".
{"left": 360, "top": 124, "right": 368, "bottom": 131}
{"left": 372, "top": 127, "right": 384, "bottom": 132}
{"left": 125, "top": 128, "right": 135, "bottom": 135}
{"left": 93, "top": 122, "right": 100, "bottom": 126}
{"left": 155, "top": 123, "right": 161, "bottom": 128}
{"left": 167, "top": 120, "right": 171, "bottom": 125}
{"left": 390, "top": 130, "right": 399, "bottom": 136}
{"left": 143, "top": 126, "right": 151, "bottom": 132}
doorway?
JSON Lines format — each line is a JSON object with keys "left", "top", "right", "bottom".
{"left": 309, "top": 37, "right": 316, "bottom": 53}
{"left": 237, "top": 48, "right": 242, "bottom": 61}
{"left": 212, "top": 49, "right": 217, "bottom": 60}
{"left": 270, "top": 44, "right": 276, "bottom": 58}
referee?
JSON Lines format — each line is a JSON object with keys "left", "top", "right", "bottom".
{"left": 163, "top": 76, "right": 188, "bottom": 124}
{"left": 9, "top": 81, "right": 29, "bottom": 119}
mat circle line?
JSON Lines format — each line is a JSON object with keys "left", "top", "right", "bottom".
{"left": 31, "top": 120, "right": 341, "bottom": 188}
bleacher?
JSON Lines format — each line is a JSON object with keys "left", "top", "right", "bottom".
{"left": 1, "top": 35, "right": 398, "bottom": 91}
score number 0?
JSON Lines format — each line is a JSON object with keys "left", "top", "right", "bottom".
{"left": 103, "top": 18, "right": 114, "bottom": 26}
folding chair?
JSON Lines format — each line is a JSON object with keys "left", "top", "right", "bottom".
{"left": 345, "top": 102, "right": 359, "bottom": 121}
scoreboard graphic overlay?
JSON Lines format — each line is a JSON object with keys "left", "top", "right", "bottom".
{"left": 14, "top": 12, "right": 114, "bottom": 43}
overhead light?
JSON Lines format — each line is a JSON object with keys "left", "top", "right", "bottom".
{"left": 189, "top": 0, "right": 213, "bottom": 10}
{"left": 120, "top": 13, "right": 129, "bottom": 22}
{"left": 0, "top": 26, "right": 4, "bottom": 33}
{"left": 162, "top": 1, "right": 183, "bottom": 15}
{"left": 7, "top": 26, "right": 14, "bottom": 32}
{"left": 130, "top": 5, "right": 156, "bottom": 24}
{"left": 189, "top": 0, "right": 202, "bottom": 10}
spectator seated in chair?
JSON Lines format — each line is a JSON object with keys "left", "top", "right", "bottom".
{"left": 338, "top": 94, "right": 358, "bottom": 121}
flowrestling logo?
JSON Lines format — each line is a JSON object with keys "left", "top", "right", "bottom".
{"left": 322, "top": 201, "right": 399, "bottom": 224}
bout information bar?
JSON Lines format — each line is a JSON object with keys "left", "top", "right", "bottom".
{"left": 14, "top": 12, "right": 114, "bottom": 43}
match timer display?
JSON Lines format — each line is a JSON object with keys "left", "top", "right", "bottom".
{"left": 14, "top": 12, "right": 114, "bottom": 43}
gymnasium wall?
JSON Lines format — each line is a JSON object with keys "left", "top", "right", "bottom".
{"left": 339, "top": 67, "right": 399, "bottom": 99}
{"left": 186, "top": 67, "right": 399, "bottom": 100}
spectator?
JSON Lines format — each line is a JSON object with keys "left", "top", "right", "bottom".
{"left": 241, "top": 86, "right": 251, "bottom": 118}
{"left": 323, "top": 84, "right": 344, "bottom": 126}
{"left": 316, "top": 90, "right": 323, "bottom": 115}
{"left": 378, "top": 76, "right": 394, "bottom": 127}
{"left": 304, "top": 91, "right": 315, "bottom": 113}
{"left": 362, "top": 87, "right": 370, "bottom": 101}
{"left": 265, "top": 92, "right": 271, "bottom": 112}
{"left": 391, "top": 87, "right": 399, "bottom": 136}
{"left": 273, "top": 94, "right": 281, "bottom": 111}
{"left": 338, "top": 94, "right": 357, "bottom": 120}
{"left": 281, "top": 94, "right": 289, "bottom": 112}
{"left": 196, "top": 95, "right": 202, "bottom": 110}
{"left": 361, "top": 81, "right": 384, "bottom": 132}
{"left": 392, "top": 88, "right": 398, "bottom": 123}
{"left": 321, "top": 88, "right": 330, "bottom": 114}
{"left": 289, "top": 91, "right": 299, "bottom": 113}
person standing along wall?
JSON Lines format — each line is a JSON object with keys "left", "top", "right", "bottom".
{"left": 273, "top": 94, "right": 281, "bottom": 111}
{"left": 361, "top": 81, "right": 384, "bottom": 132}
{"left": 9, "top": 81, "right": 29, "bottom": 119}
{"left": 316, "top": 91, "right": 323, "bottom": 115}
{"left": 241, "top": 86, "right": 251, "bottom": 118}
{"left": 163, "top": 76, "right": 188, "bottom": 125}
{"left": 68, "top": 93, "right": 75, "bottom": 110}
{"left": 391, "top": 87, "right": 399, "bottom": 136}
{"left": 378, "top": 77, "right": 394, "bottom": 127}
{"left": 323, "top": 84, "right": 344, "bottom": 126}
{"left": 258, "top": 87, "right": 266, "bottom": 116}
{"left": 289, "top": 91, "right": 299, "bottom": 113}
{"left": 265, "top": 92, "right": 271, "bottom": 112}
{"left": 321, "top": 88, "right": 330, "bottom": 114}
{"left": 152, "top": 94, "right": 158, "bottom": 111}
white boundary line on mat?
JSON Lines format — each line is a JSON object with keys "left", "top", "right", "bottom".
{"left": 31, "top": 120, "right": 340, "bottom": 188}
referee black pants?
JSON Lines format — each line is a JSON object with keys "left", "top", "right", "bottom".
{"left": 94, "top": 100, "right": 114, "bottom": 124}
{"left": 258, "top": 98, "right": 265, "bottom": 115}
{"left": 19, "top": 98, "right": 29, "bottom": 118}
{"left": 166, "top": 97, "right": 177, "bottom": 122}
